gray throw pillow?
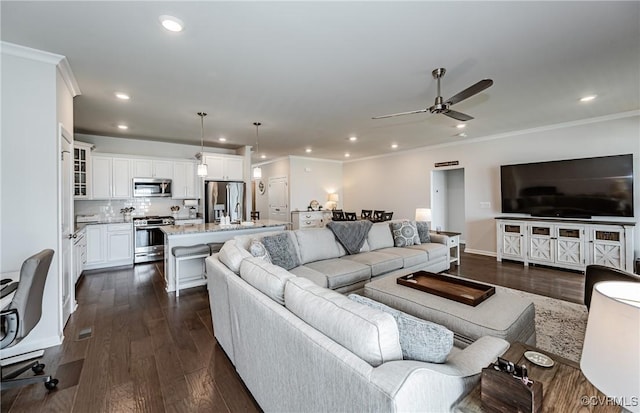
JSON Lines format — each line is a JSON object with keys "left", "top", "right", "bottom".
{"left": 262, "top": 233, "right": 300, "bottom": 270}
{"left": 390, "top": 220, "right": 421, "bottom": 247}
{"left": 249, "top": 239, "right": 272, "bottom": 263}
{"left": 415, "top": 221, "right": 431, "bottom": 243}
{"left": 348, "top": 294, "right": 453, "bottom": 363}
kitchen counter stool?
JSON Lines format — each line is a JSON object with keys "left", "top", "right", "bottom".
{"left": 172, "top": 244, "right": 210, "bottom": 297}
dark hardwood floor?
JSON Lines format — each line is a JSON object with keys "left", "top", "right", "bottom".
{"left": 1, "top": 250, "right": 587, "bottom": 412}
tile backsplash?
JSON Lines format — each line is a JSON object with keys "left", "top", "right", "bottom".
{"left": 75, "top": 198, "right": 199, "bottom": 221}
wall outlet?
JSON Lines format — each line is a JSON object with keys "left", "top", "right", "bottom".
{"left": 480, "top": 201, "right": 491, "bottom": 209}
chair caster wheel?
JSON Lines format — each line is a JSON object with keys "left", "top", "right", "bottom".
{"left": 44, "top": 378, "right": 58, "bottom": 390}
{"left": 32, "top": 363, "right": 45, "bottom": 374}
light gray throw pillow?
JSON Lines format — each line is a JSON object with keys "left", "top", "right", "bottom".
{"left": 348, "top": 294, "right": 453, "bottom": 363}
{"left": 415, "top": 221, "right": 431, "bottom": 243}
{"left": 249, "top": 239, "right": 272, "bottom": 263}
{"left": 262, "top": 232, "right": 300, "bottom": 270}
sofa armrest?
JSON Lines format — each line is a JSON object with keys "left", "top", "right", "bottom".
{"left": 428, "top": 233, "right": 449, "bottom": 245}
{"left": 446, "top": 336, "right": 510, "bottom": 374}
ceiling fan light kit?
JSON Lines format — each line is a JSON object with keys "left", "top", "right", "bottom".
{"left": 372, "top": 67, "right": 493, "bottom": 123}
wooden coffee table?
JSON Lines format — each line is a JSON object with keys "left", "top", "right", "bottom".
{"left": 454, "top": 342, "right": 621, "bottom": 412}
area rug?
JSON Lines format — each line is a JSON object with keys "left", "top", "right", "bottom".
{"left": 444, "top": 274, "right": 588, "bottom": 363}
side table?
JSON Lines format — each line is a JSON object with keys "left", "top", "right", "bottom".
{"left": 455, "top": 342, "right": 621, "bottom": 412}
{"left": 431, "top": 230, "right": 461, "bottom": 266}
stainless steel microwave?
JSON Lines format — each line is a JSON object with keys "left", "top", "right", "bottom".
{"left": 133, "top": 178, "right": 172, "bottom": 197}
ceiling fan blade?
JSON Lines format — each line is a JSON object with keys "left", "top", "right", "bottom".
{"left": 372, "top": 108, "right": 428, "bottom": 119}
{"left": 443, "top": 110, "right": 474, "bottom": 122}
{"left": 445, "top": 79, "right": 493, "bottom": 106}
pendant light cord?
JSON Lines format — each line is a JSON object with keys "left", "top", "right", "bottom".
{"left": 253, "top": 122, "right": 261, "bottom": 157}
{"left": 198, "top": 112, "right": 207, "bottom": 155}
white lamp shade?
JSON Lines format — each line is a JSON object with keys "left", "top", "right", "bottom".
{"left": 253, "top": 167, "right": 262, "bottom": 179}
{"left": 197, "top": 163, "right": 208, "bottom": 177}
{"left": 580, "top": 281, "right": 640, "bottom": 413}
{"left": 415, "top": 208, "right": 432, "bottom": 222}
{"left": 328, "top": 193, "right": 339, "bottom": 202}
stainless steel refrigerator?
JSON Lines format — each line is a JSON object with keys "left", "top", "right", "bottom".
{"left": 204, "top": 181, "right": 245, "bottom": 223}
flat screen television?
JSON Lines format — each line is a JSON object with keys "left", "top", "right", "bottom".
{"left": 500, "top": 154, "right": 634, "bottom": 218}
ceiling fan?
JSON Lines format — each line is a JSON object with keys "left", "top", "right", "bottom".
{"left": 372, "top": 68, "right": 493, "bottom": 122}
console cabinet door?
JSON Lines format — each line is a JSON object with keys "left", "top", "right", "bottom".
{"left": 555, "top": 225, "right": 585, "bottom": 268}
{"left": 499, "top": 222, "right": 525, "bottom": 260}
{"left": 528, "top": 224, "right": 554, "bottom": 264}
{"left": 589, "top": 227, "right": 625, "bottom": 269}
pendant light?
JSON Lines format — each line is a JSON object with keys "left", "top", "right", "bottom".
{"left": 252, "top": 122, "right": 262, "bottom": 179}
{"left": 197, "top": 112, "right": 208, "bottom": 177}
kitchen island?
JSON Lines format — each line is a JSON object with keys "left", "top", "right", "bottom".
{"left": 161, "top": 220, "right": 289, "bottom": 294}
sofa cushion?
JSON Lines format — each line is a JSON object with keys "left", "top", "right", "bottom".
{"left": 341, "top": 251, "right": 403, "bottom": 277}
{"left": 262, "top": 233, "right": 301, "bottom": 270}
{"left": 407, "top": 242, "right": 448, "bottom": 260}
{"left": 285, "top": 277, "right": 402, "bottom": 367}
{"left": 249, "top": 239, "right": 272, "bottom": 263}
{"left": 367, "top": 222, "right": 395, "bottom": 251}
{"left": 240, "top": 257, "right": 295, "bottom": 305}
{"left": 289, "top": 265, "right": 328, "bottom": 288}
{"left": 348, "top": 294, "right": 453, "bottom": 363}
{"left": 294, "top": 228, "right": 345, "bottom": 264}
{"left": 390, "top": 220, "right": 421, "bottom": 247}
{"left": 415, "top": 221, "right": 431, "bottom": 243}
{"left": 377, "top": 247, "right": 428, "bottom": 268}
{"left": 304, "top": 258, "right": 371, "bottom": 290}
{"left": 218, "top": 240, "right": 252, "bottom": 274}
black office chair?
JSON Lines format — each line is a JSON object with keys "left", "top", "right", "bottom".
{"left": 1, "top": 249, "right": 58, "bottom": 391}
{"left": 382, "top": 212, "right": 394, "bottom": 221}
{"left": 584, "top": 264, "right": 640, "bottom": 310}
{"left": 344, "top": 212, "right": 357, "bottom": 221}
{"left": 372, "top": 210, "right": 385, "bottom": 222}
{"left": 332, "top": 210, "right": 345, "bottom": 221}
{"left": 361, "top": 210, "right": 373, "bottom": 219}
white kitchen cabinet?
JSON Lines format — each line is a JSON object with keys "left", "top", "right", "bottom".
{"left": 497, "top": 218, "right": 634, "bottom": 272}
{"left": 84, "top": 223, "right": 134, "bottom": 270}
{"left": 73, "top": 141, "right": 93, "bottom": 199}
{"left": 91, "top": 155, "right": 112, "bottom": 199}
{"left": 72, "top": 228, "right": 86, "bottom": 283}
{"left": 172, "top": 161, "right": 198, "bottom": 199}
{"left": 204, "top": 154, "right": 244, "bottom": 181}
{"left": 133, "top": 159, "right": 173, "bottom": 179}
{"left": 112, "top": 158, "right": 132, "bottom": 198}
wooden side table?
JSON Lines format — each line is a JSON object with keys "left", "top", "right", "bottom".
{"left": 455, "top": 342, "right": 621, "bottom": 412}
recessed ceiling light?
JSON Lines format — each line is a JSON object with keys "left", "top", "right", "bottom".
{"left": 344, "top": 152, "right": 351, "bottom": 158}
{"left": 160, "top": 15, "right": 184, "bottom": 32}
{"left": 391, "top": 143, "right": 398, "bottom": 149}
{"left": 117, "top": 124, "right": 128, "bottom": 130}
{"left": 115, "top": 92, "right": 130, "bottom": 100}
{"left": 456, "top": 124, "right": 466, "bottom": 129}
{"left": 456, "top": 132, "right": 467, "bottom": 137}
{"left": 348, "top": 136, "right": 357, "bottom": 142}
{"left": 580, "top": 95, "right": 597, "bottom": 102}
{"left": 305, "top": 148, "right": 312, "bottom": 153}
{"left": 218, "top": 137, "right": 227, "bottom": 142}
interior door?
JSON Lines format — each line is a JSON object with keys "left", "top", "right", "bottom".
{"left": 268, "top": 176, "right": 288, "bottom": 221}
{"left": 60, "top": 125, "right": 75, "bottom": 328}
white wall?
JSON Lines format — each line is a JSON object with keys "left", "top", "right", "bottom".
{"left": 254, "top": 157, "right": 290, "bottom": 218}
{"left": 344, "top": 114, "right": 640, "bottom": 258}
{"left": 289, "top": 156, "right": 343, "bottom": 211}
{"left": 1, "top": 45, "right": 75, "bottom": 356}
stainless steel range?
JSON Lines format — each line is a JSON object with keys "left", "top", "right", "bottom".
{"left": 133, "top": 215, "right": 175, "bottom": 264}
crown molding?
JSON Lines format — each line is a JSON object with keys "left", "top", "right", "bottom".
{"left": 1, "top": 41, "right": 81, "bottom": 97}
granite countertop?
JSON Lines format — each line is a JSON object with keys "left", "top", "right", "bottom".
{"left": 160, "top": 220, "right": 290, "bottom": 236}
{"left": 74, "top": 219, "right": 131, "bottom": 233}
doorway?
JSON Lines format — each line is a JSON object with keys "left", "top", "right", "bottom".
{"left": 431, "top": 168, "right": 465, "bottom": 241}
{"left": 59, "top": 124, "right": 75, "bottom": 328}
{"left": 268, "top": 176, "right": 289, "bottom": 221}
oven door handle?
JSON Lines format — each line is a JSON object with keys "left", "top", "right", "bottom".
{"left": 135, "top": 225, "right": 164, "bottom": 230}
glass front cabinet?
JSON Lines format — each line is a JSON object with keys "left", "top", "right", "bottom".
{"left": 74, "top": 141, "right": 93, "bottom": 199}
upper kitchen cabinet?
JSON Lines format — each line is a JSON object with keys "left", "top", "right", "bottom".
{"left": 73, "top": 141, "right": 93, "bottom": 199}
{"left": 173, "top": 161, "right": 198, "bottom": 199}
{"left": 133, "top": 159, "right": 173, "bottom": 179}
{"left": 91, "top": 155, "right": 132, "bottom": 199}
{"left": 204, "top": 154, "right": 244, "bottom": 181}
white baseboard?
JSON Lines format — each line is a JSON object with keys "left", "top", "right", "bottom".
{"left": 463, "top": 248, "right": 497, "bottom": 257}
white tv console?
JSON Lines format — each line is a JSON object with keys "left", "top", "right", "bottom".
{"left": 496, "top": 217, "right": 635, "bottom": 272}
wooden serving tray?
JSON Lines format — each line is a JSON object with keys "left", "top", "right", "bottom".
{"left": 397, "top": 271, "right": 495, "bottom": 306}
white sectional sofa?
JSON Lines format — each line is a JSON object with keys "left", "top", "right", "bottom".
{"left": 206, "top": 222, "right": 510, "bottom": 412}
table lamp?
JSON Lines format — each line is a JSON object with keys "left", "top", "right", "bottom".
{"left": 328, "top": 193, "right": 339, "bottom": 210}
{"left": 580, "top": 281, "right": 640, "bottom": 413}
{"left": 415, "top": 208, "right": 432, "bottom": 225}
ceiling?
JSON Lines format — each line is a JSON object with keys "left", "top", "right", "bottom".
{"left": 2, "top": 1, "right": 639, "bottom": 162}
